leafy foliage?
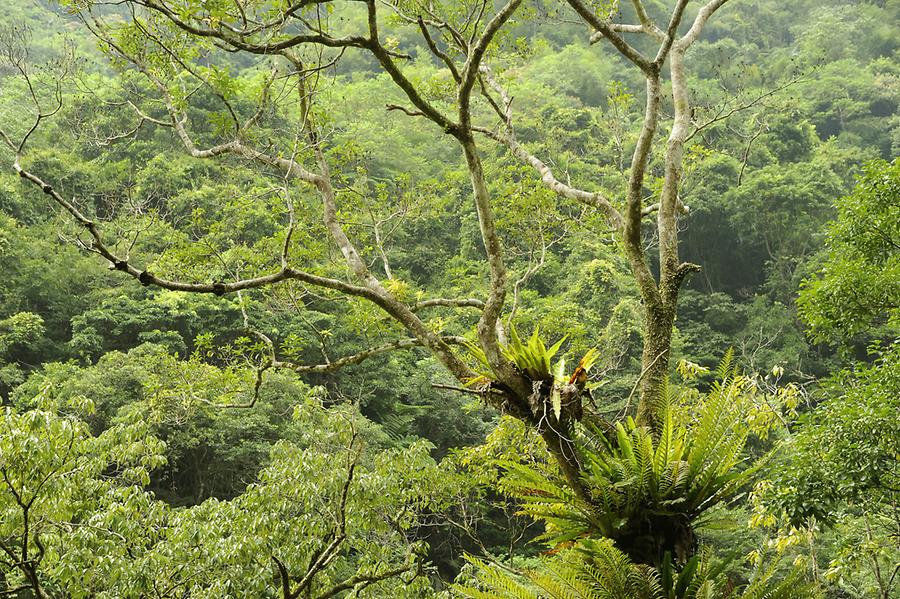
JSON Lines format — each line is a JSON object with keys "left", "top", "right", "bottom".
{"left": 0, "top": 393, "right": 451, "bottom": 598}
{"left": 458, "top": 537, "right": 818, "bottom": 599}
{"left": 798, "top": 158, "right": 900, "bottom": 343}
{"left": 761, "top": 342, "right": 900, "bottom": 524}
{"left": 497, "top": 358, "right": 761, "bottom": 564}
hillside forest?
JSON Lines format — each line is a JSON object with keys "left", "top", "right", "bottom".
{"left": 0, "top": 0, "right": 898, "bottom": 597}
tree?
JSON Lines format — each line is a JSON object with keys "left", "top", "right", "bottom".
{"left": 0, "top": 395, "right": 165, "bottom": 598}
{"left": 758, "top": 158, "right": 900, "bottom": 599}
{"left": 0, "top": 0, "right": 741, "bottom": 505}
{"left": 1, "top": 381, "right": 453, "bottom": 598}
{"left": 798, "top": 158, "right": 900, "bottom": 345}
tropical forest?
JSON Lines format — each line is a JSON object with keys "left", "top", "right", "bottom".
{"left": 0, "top": 0, "right": 898, "bottom": 596}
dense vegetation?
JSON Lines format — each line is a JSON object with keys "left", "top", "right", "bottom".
{"left": 0, "top": 0, "right": 897, "bottom": 597}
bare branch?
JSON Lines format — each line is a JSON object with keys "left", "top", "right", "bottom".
{"left": 431, "top": 383, "right": 484, "bottom": 395}
{"left": 653, "top": 0, "right": 690, "bottom": 65}
{"left": 13, "top": 164, "right": 360, "bottom": 294}
{"left": 623, "top": 76, "right": 663, "bottom": 307}
{"left": 657, "top": 47, "right": 691, "bottom": 293}
{"left": 385, "top": 103, "right": 426, "bottom": 118}
{"left": 679, "top": 0, "right": 731, "bottom": 49}
{"left": 0, "top": 127, "right": 16, "bottom": 153}
{"left": 457, "top": 0, "right": 523, "bottom": 130}
{"left": 413, "top": 298, "right": 485, "bottom": 311}
{"left": 738, "top": 119, "right": 768, "bottom": 186}
{"left": 475, "top": 126, "right": 623, "bottom": 230}
{"left": 364, "top": 0, "right": 458, "bottom": 133}
{"left": 417, "top": 16, "right": 461, "bottom": 82}
{"left": 275, "top": 335, "right": 468, "bottom": 373}
{"left": 566, "top": 0, "right": 655, "bottom": 75}
{"left": 686, "top": 75, "right": 804, "bottom": 142}
{"left": 630, "top": 0, "right": 655, "bottom": 30}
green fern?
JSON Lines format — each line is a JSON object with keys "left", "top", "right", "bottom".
{"left": 459, "top": 356, "right": 819, "bottom": 599}
{"left": 457, "top": 539, "right": 665, "bottom": 599}
{"left": 499, "top": 359, "right": 770, "bottom": 565}
{"left": 501, "top": 325, "right": 568, "bottom": 381}
{"left": 457, "top": 543, "right": 819, "bottom": 599}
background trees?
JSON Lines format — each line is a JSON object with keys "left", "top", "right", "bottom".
{"left": 2, "top": 0, "right": 738, "bottom": 507}
{"left": 0, "top": 0, "right": 897, "bottom": 597}
{"left": 764, "top": 158, "right": 900, "bottom": 599}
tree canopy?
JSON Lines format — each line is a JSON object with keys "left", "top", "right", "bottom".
{"left": 0, "top": 0, "right": 898, "bottom": 597}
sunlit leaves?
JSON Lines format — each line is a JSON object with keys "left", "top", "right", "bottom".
{"left": 1, "top": 385, "right": 453, "bottom": 597}
{"left": 0, "top": 401, "right": 166, "bottom": 595}
{"left": 798, "top": 158, "right": 900, "bottom": 343}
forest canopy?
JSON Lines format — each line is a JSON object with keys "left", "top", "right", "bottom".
{"left": 0, "top": 0, "right": 898, "bottom": 597}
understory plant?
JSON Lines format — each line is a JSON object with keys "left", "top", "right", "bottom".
{"left": 457, "top": 357, "right": 821, "bottom": 598}
{"left": 459, "top": 540, "right": 816, "bottom": 599}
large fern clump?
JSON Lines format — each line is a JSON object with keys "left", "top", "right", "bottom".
{"left": 500, "top": 356, "right": 762, "bottom": 565}
{"left": 456, "top": 356, "right": 820, "bottom": 598}
{"left": 457, "top": 539, "right": 818, "bottom": 599}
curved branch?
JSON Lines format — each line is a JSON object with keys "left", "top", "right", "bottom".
{"left": 653, "top": 0, "right": 689, "bottom": 66}
{"left": 412, "top": 298, "right": 485, "bottom": 311}
{"left": 137, "top": 0, "right": 370, "bottom": 53}
{"left": 417, "top": 16, "right": 461, "bottom": 82}
{"left": 457, "top": 0, "right": 523, "bottom": 130}
{"left": 566, "top": 0, "right": 655, "bottom": 75}
{"left": 630, "top": 0, "right": 656, "bottom": 31}
{"left": 474, "top": 126, "right": 623, "bottom": 230}
{"left": 12, "top": 164, "right": 376, "bottom": 296}
{"left": 275, "top": 335, "right": 468, "bottom": 373}
{"left": 679, "top": 0, "right": 732, "bottom": 49}
{"left": 314, "top": 559, "right": 419, "bottom": 599}
{"left": 364, "top": 0, "right": 458, "bottom": 133}
{"left": 623, "top": 76, "right": 663, "bottom": 307}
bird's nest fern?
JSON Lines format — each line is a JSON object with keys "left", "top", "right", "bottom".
{"left": 464, "top": 326, "right": 598, "bottom": 419}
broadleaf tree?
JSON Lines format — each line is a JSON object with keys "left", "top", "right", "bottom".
{"left": 0, "top": 0, "right": 743, "bottom": 504}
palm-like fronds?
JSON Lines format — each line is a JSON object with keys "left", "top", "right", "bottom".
{"left": 501, "top": 326, "right": 568, "bottom": 381}
{"left": 457, "top": 557, "right": 538, "bottom": 599}
{"left": 501, "top": 359, "right": 765, "bottom": 564}
{"left": 457, "top": 543, "right": 819, "bottom": 599}
{"left": 738, "top": 557, "right": 820, "bottom": 599}
{"left": 457, "top": 540, "right": 665, "bottom": 599}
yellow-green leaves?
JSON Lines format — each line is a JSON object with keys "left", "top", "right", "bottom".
{"left": 501, "top": 325, "right": 567, "bottom": 381}
{"left": 1, "top": 389, "right": 449, "bottom": 598}
{"left": 0, "top": 402, "right": 166, "bottom": 596}
{"left": 550, "top": 355, "right": 565, "bottom": 419}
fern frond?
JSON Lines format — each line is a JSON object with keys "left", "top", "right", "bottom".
{"left": 715, "top": 348, "right": 735, "bottom": 381}
{"left": 457, "top": 557, "right": 539, "bottom": 599}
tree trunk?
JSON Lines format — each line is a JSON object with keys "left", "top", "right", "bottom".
{"left": 540, "top": 427, "right": 590, "bottom": 504}
{"left": 635, "top": 303, "right": 675, "bottom": 431}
